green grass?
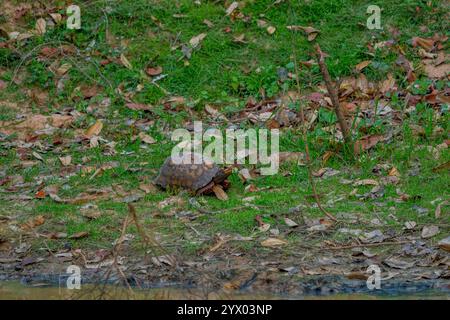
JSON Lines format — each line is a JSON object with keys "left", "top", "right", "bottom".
{"left": 0, "top": 0, "right": 448, "bottom": 258}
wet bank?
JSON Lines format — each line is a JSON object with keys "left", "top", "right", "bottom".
{"left": 1, "top": 275, "right": 448, "bottom": 300}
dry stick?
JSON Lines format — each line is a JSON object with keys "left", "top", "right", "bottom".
{"left": 291, "top": 47, "right": 337, "bottom": 222}
{"left": 112, "top": 214, "right": 134, "bottom": 294}
{"left": 323, "top": 240, "right": 410, "bottom": 250}
{"left": 314, "top": 44, "right": 352, "bottom": 146}
{"left": 128, "top": 204, "right": 177, "bottom": 267}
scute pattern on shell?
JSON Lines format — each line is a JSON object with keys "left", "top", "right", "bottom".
{"left": 155, "top": 154, "right": 221, "bottom": 192}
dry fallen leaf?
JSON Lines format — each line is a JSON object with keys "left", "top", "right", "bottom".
{"left": 380, "top": 73, "right": 397, "bottom": 94}
{"left": 287, "top": 25, "right": 319, "bottom": 41}
{"left": 50, "top": 13, "right": 62, "bottom": 24}
{"left": 203, "top": 19, "right": 214, "bottom": 28}
{"left": 59, "top": 155, "right": 72, "bottom": 166}
{"left": 404, "top": 221, "right": 416, "bottom": 230}
{"left": 69, "top": 231, "right": 89, "bottom": 239}
{"left": 85, "top": 120, "right": 103, "bottom": 138}
{"left": 421, "top": 225, "right": 439, "bottom": 239}
{"left": 284, "top": 218, "right": 298, "bottom": 227}
{"left": 81, "top": 207, "right": 102, "bottom": 220}
{"left": 205, "top": 104, "right": 228, "bottom": 121}
{"left": 438, "top": 236, "right": 450, "bottom": 252}
{"left": 125, "top": 103, "right": 153, "bottom": 111}
{"left": 120, "top": 54, "right": 132, "bottom": 69}
{"left": 21, "top": 215, "right": 45, "bottom": 230}
{"left": 266, "top": 26, "right": 276, "bottom": 35}
{"left": 355, "top": 60, "right": 371, "bottom": 72}
{"left": 354, "top": 134, "right": 384, "bottom": 154}
{"left": 423, "top": 54, "right": 450, "bottom": 79}
{"left": 226, "top": 2, "right": 239, "bottom": 16}
{"left": 388, "top": 167, "right": 400, "bottom": 177}
{"left": 35, "top": 18, "right": 46, "bottom": 35}
{"left": 434, "top": 201, "right": 447, "bottom": 218}
{"left": 261, "top": 238, "right": 287, "bottom": 247}
{"left": 34, "top": 190, "right": 46, "bottom": 199}
{"left": 353, "top": 179, "right": 379, "bottom": 187}
{"left": 411, "top": 37, "right": 434, "bottom": 52}
{"left": 138, "top": 132, "right": 156, "bottom": 144}
{"left": 139, "top": 183, "right": 157, "bottom": 194}
{"left": 146, "top": 66, "right": 163, "bottom": 76}
{"left": 189, "top": 33, "right": 207, "bottom": 48}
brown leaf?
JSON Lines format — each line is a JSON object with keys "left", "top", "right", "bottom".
{"left": 346, "top": 272, "right": 368, "bottom": 280}
{"left": 354, "top": 134, "right": 384, "bottom": 154}
{"left": 125, "top": 103, "right": 153, "bottom": 111}
{"left": 81, "top": 208, "right": 102, "bottom": 220}
{"left": 80, "top": 85, "right": 100, "bottom": 99}
{"left": 432, "top": 161, "right": 450, "bottom": 172}
{"left": 278, "top": 152, "right": 305, "bottom": 165}
{"left": 138, "top": 132, "right": 156, "bottom": 144}
{"left": 423, "top": 55, "right": 450, "bottom": 79}
{"left": 232, "top": 34, "right": 246, "bottom": 44}
{"left": 356, "top": 73, "right": 369, "bottom": 93}
{"left": 146, "top": 66, "right": 163, "bottom": 76}
{"left": 287, "top": 25, "right": 319, "bottom": 41}
{"left": 353, "top": 179, "right": 379, "bottom": 187}
{"left": 266, "top": 26, "right": 276, "bottom": 35}
{"left": 203, "top": 19, "right": 214, "bottom": 28}
{"left": 34, "top": 190, "right": 46, "bottom": 199}
{"left": 411, "top": 37, "right": 434, "bottom": 51}
{"left": 380, "top": 73, "right": 396, "bottom": 94}
{"left": 261, "top": 238, "right": 287, "bottom": 247}
{"left": 388, "top": 167, "right": 400, "bottom": 177}
{"left": 189, "top": 33, "right": 207, "bottom": 48}
{"left": 225, "top": 2, "right": 239, "bottom": 16}
{"left": 0, "top": 80, "right": 6, "bottom": 90}
{"left": 421, "top": 225, "right": 439, "bottom": 239}
{"left": 50, "top": 13, "right": 62, "bottom": 24}
{"left": 35, "top": 18, "right": 46, "bottom": 35}
{"left": 244, "top": 184, "right": 258, "bottom": 193}
{"left": 438, "top": 236, "right": 450, "bottom": 252}
{"left": 284, "top": 218, "right": 298, "bottom": 227}
{"left": 69, "top": 231, "right": 89, "bottom": 239}
{"left": 120, "top": 54, "right": 132, "bottom": 69}
{"left": 139, "top": 183, "right": 157, "bottom": 194}
{"left": 205, "top": 104, "right": 228, "bottom": 121}
{"left": 59, "top": 155, "right": 72, "bottom": 166}
{"left": 85, "top": 120, "right": 103, "bottom": 138}
{"left": 21, "top": 215, "right": 45, "bottom": 230}
{"left": 355, "top": 60, "right": 371, "bottom": 72}
{"left": 255, "top": 215, "right": 270, "bottom": 232}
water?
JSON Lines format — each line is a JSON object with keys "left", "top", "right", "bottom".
{"left": 0, "top": 281, "right": 448, "bottom": 300}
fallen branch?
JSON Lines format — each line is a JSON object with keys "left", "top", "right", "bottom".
{"left": 314, "top": 44, "right": 352, "bottom": 146}
{"left": 290, "top": 38, "right": 337, "bottom": 222}
{"left": 323, "top": 240, "right": 410, "bottom": 250}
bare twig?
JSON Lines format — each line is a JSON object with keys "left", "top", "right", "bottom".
{"left": 288, "top": 20, "right": 337, "bottom": 222}
{"left": 323, "top": 240, "right": 410, "bottom": 250}
{"left": 314, "top": 44, "right": 352, "bottom": 145}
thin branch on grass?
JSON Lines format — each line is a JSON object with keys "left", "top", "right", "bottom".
{"left": 323, "top": 240, "right": 411, "bottom": 250}
{"left": 314, "top": 44, "right": 352, "bottom": 145}
{"left": 289, "top": 35, "right": 337, "bottom": 222}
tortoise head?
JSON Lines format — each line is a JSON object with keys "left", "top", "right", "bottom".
{"left": 212, "top": 165, "right": 234, "bottom": 184}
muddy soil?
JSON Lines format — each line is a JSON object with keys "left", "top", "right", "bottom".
{"left": 1, "top": 243, "right": 449, "bottom": 299}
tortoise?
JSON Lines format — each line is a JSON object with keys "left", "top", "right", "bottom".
{"left": 154, "top": 153, "right": 232, "bottom": 200}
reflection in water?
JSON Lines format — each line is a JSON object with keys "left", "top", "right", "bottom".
{"left": 0, "top": 281, "right": 274, "bottom": 300}
{"left": 0, "top": 281, "right": 448, "bottom": 300}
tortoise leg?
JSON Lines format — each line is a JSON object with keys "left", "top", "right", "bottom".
{"left": 211, "top": 184, "right": 228, "bottom": 201}
{"left": 196, "top": 181, "right": 214, "bottom": 196}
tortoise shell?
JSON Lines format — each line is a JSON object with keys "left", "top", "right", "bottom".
{"left": 155, "top": 154, "right": 227, "bottom": 193}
